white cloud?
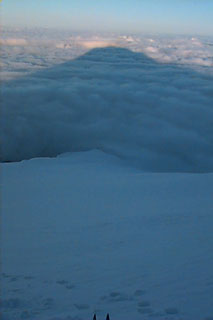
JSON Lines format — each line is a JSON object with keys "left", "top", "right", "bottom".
{"left": 79, "top": 40, "right": 117, "bottom": 49}
{"left": 0, "top": 38, "right": 28, "bottom": 46}
{"left": 145, "top": 46, "right": 158, "bottom": 53}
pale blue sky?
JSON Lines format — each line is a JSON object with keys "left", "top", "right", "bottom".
{"left": 2, "top": 0, "right": 213, "bottom": 35}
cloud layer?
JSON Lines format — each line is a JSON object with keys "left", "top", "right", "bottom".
{"left": 1, "top": 30, "right": 213, "bottom": 172}
{"left": 1, "top": 28, "right": 213, "bottom": 81}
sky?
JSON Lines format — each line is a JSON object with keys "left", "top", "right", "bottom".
{"left": 1, "top": 0, "right": 213, "bottom": 35}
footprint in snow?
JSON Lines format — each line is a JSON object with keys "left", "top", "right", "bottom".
{"left": 137, "top": 300, "right": 152, "bottom": 315}
{"left": 10, "top": 289, "right": 21, "bottom": 293}
{"left": 56, "top": 280, "right": 75, "bottom": 289}
{"left": 42, "top": 297, "right": 54, "bottom": 310}
{"left": 134, "top": 289, "right": 146, "bottom": 297}
{"left": 1, "top": 273, "right": 11, "bottom": 278}
{"left": 165, "top": 307, "right": 179, "bottom": 315}
{"left": 10, "top": 277, "right": 19, "bottom": 282}
{"left": 138, "top": 300, "right": 151, "bottom": 307}
{"left": 101, "top": 291, "right": 132, "bottom": 303}
{"left": 74, "top": 303, "right": 90, "bottom": 310}
{"left": 66, "top": 284, "right": 75, "bottom": 290}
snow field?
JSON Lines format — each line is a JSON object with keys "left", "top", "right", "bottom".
{"left": 1, "top": 151, "right": 213, "bottom": 319}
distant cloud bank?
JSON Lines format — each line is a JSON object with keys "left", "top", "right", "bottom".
{"left": 1, "top": 28, "right": 213, "bottom": 172}
{"left": 0, "top": 38, "right": 28, "bottom": 46}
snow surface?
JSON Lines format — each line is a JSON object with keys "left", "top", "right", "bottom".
{"left": 1, "top": 28, "right": 213, "bottom": 320}
{"left": 2, "top": 150, "right": 213, "bottom": 320}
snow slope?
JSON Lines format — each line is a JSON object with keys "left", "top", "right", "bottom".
{"left": 1, "top": 150, "right": 213, "bottom": 320}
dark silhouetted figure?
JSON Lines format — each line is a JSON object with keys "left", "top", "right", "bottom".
{"left": 106, "top": 314, "right": 110, "bottom": 320}
{"left": 93, "top": 314, "right": 97, "bottom": 320}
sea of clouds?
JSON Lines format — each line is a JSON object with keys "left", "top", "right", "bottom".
{"left": 1, "top": 27, "right": 213, "bottom": 172}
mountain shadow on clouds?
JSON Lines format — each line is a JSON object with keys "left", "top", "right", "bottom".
{"left": 1, "top": 46, "right": 213, "bottom": 172}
